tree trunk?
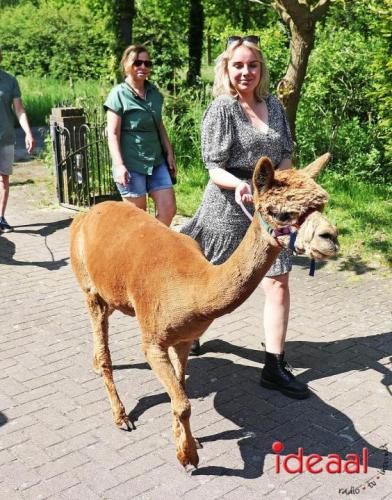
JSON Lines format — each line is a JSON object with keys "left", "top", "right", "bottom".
{"left": 273, "top": 0, "right": 331, "bottom": 142}
{"left": 277, "top": 24, "right": 315, "bottom": 140}
{"left": 111, "top": 0, "right": 135, "bottom": 82}
{"left": 187, "top": 0, "right": 204, "bottom": 86}
{"left": 115, "top": 0, "right": 135, "bottom": 58}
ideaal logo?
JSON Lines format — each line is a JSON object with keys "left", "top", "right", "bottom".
{"left": 272, "top": 441, "right": 390, "bottom": 495}
{"left": 272, "top": 441, "right": 368, "bottom": 474}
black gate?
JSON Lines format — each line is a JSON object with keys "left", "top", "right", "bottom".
{"left": 50, "top": 107, "right": 120, "bottom": 209}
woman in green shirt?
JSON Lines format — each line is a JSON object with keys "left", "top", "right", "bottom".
{"left": 0, "top": 48, "right": 35, "bottom": 233}
{"left": 105, "top": 45, "right": 176, "bottom": 226}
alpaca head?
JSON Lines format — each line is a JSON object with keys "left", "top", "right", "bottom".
{"left": 252, "top": 154, "right": 339, "bottom": 260}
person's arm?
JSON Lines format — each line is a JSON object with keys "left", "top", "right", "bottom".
{"left": 209, "top": 168, "right": 253, "bottom": 205}
{"left": 158, "top": 120, "right": 176, "bottom": 173}
{"left": 13, "top": 98, "right": 35, "bottom": 154}
{"left": 106, "top": 109, "right": 128, "bottom": 186}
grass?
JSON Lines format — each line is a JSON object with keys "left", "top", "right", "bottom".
{"left": 19, "top": 75, "right": 111, "bottom": 126}
{"left": 175, "top": 163, "right": 209, "bottom": 216}
{"left": 321, "top": 172, "right": 392, "bottom": 273}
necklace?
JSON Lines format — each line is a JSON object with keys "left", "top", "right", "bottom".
{"left": 125, "top": 79, "right": 146, "bottom": 100}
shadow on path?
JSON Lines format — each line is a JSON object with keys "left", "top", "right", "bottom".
{"left": 0, "top": 218, "right": 71, "bottom": 270}
{"left": 0, "top": 412, "right": 8, "bottom": 428}
{"left": 293, "top": 255, "right": 378, "bottom": 276}
{"left": 124, "top": 333, "right": 392, "bottom": 479}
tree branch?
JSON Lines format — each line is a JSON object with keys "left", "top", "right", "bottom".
{"left": 275, "top": 0, "right": 310, "bottom": 25}
{"left": 248, "top": 0, "right": 270, "bottom": 6}
{"left": 311, "top": 0, "right": 331, "bottom": 21}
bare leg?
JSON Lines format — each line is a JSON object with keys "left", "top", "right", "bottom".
{"left": 0, "top": 174, "right": 10, "bottom": 217}
{"left": 122, "top": 195, "right": 147, "bottom": 211}
{"left": 261, "top": 273, "right": 290, "bottom": 354}
{"left": 144, "top": 342, "right": 198, "bottom": 467}
{"left": 85, "top": 293, "right": 129, "bottom": 428}
{"left": 149, "top": 188, "right": 176, "bottom": 226}
{"left": 260, "top": 273, "right": 308, "bottom": 398}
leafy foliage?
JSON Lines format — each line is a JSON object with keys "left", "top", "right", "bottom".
{"left": 0, "top": 0, "right": 389, "bottom": 182}
{"left": 0, "top": 0, "right": 114, "bottom": 80}
{"left": 296, "top": 17, "right": 390, "bottom": 182}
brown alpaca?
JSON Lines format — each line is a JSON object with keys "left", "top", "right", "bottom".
{"left": 70, "top": 155, "right": 339, "bottom": 468}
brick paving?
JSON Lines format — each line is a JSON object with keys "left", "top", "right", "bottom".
{"left": 0, "top": 159, "right": 391, "bottom": 499}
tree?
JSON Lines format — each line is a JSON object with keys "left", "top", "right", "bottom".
{"left": 113, "top": 0, "right": 136, "bottom": 64}
{"left": 271, "top": 0, "right": 331, "bottom": 140}
{"left": 187, "top": 0, "right": 204, "bottom": 85}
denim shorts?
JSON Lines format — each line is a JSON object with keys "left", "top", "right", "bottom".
{"left": 114, "top": 161, "right": 173, "bottom": 198}
{"left": 0, "top": 145, "right": 15, "bottom": 175}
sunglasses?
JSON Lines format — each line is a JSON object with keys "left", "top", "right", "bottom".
{"left": 133, "top": 59, "right": 153, "bottom": 68}
{"left": 227, "top": 35, "right": 260, "bottom": 48}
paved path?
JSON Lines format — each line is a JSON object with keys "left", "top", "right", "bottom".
{"left": 1, "top": 159, "right": 391, "bottom": 499}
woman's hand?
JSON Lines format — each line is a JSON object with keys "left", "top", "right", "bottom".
{"left": 114, "top": 165, "right": 129, "bottom": 186}
{"left": 235, "top": 181, "right": 253, "bottom": 205}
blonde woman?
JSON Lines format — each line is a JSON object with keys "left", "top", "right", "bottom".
{"left": 181, "top": 36, "right": 309, "bottom": 399}
{"left": 0, "top": 48, "right": 35, "bottom": 233}
{"left": 105, "top": 44, "right": 176, "bottom": 226}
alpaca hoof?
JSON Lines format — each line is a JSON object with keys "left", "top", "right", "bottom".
{"left": 177, "top": 445, "right": 199, "bottom": 468}
{"left": 184, "top": 463, "right": 198, "bottom": 473}
{"left": 115, "top": 413, "right": 132, "bottom": 431}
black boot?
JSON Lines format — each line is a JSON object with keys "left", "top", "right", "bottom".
{"left": 189, "top": 339, "right": 201, "bottom": 356}
{"left": 260, "top": 352, "right": 310, "bottom": 399}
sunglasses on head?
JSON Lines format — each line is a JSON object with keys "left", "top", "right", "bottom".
{"left": 227, "top": 35, "right": 260, "bottom": 48}
{"left": 133, "top": 59, "right": 153, "bottom": 68}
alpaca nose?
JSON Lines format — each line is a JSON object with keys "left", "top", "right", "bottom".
{"left": 316, "top": 227, "right": 340, "bottom": 253}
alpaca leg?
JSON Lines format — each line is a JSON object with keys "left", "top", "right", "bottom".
{"left": 168, "top": 341, "right": 192, "bottom": 387}
{"left": 168, "top": 342, "right": 191, "bottom": 445}
{"left": 169, "top": 342, "right": 203, "bottom": 450}
{"left": 85, "top": 293, "right": 129, "bottom": 429}
{"left": 144, "top": 342, "right": 199, "bottom": 467}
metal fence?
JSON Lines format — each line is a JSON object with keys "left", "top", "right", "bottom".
{"left": 50, "top": 107, "right": 120, "bottom": 209}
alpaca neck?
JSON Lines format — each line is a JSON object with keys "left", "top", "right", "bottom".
{"left": 203, "top": 216, "right": 281, "bottom": 318}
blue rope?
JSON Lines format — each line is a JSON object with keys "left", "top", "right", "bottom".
{"left": 256, "top": 213, "right": 316, "bottom": 277}
{"left": 289, "top": 231, "right": 297, "bottom": 252}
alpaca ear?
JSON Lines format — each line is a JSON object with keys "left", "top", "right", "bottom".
{"left": 303, "top": 152, "right": 331, "bottom": 179}
{"left": 252, "top": 156, "right": 274, "bottom": 193}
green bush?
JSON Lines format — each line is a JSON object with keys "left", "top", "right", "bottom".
{"left": 296, "top": 27, "right": 390, "bottom": 182}
{"left": 0, "top": 1, "right": 114, "bottom": 80}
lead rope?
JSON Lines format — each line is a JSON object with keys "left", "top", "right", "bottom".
{"left": 236, "top": 198, "right": 316, "bottom": 277}
{"left": 237, "top": 198, "right": 253, "bottom": 222}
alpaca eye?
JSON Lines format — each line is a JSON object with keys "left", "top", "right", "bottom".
{"left": 269, "top": 210, "right": 296, "bottom": 222}
{"left": 278, "top": 212, "right": 292, "bottom": 221}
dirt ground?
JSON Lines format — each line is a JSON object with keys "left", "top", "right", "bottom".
{"left": 10, "top": 159, "right": 58, "bottom": 210}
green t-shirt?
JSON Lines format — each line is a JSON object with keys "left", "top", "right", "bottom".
{"left": 0, "top": 69, "right": 21, "bottom": 147}
{"left": 104, "top": 80, "right": 165, "bottom": 175}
